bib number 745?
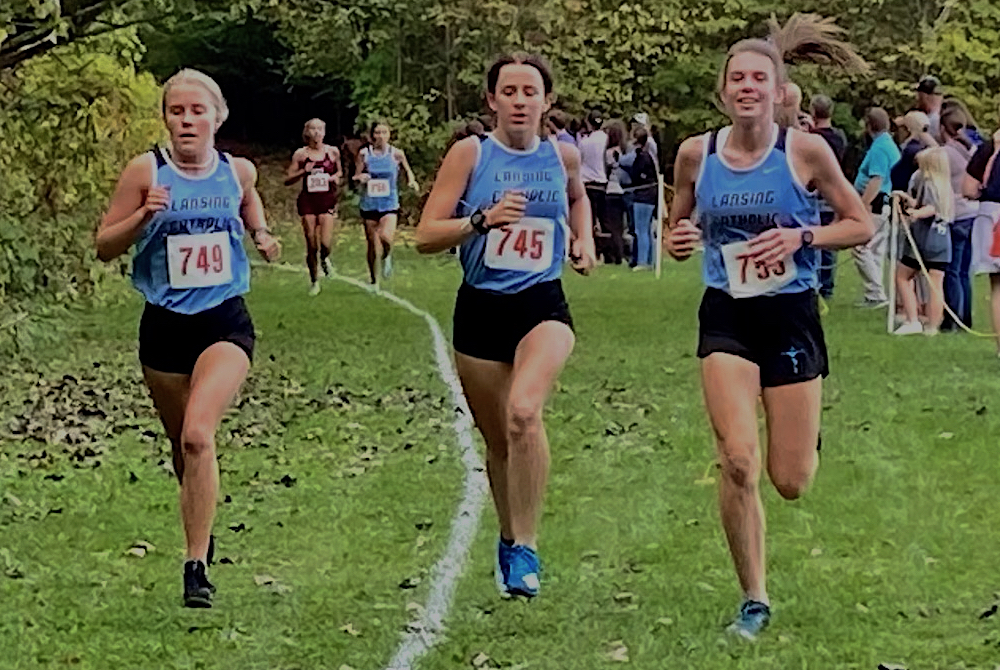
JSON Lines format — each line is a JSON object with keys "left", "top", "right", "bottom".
{"left": 484, "top": 217, "right": 555, "bottom": 273}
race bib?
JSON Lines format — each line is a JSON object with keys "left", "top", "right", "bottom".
{"left": 306, "top": 172, "right": 330, "bottom": 193}
{"left": 367, "top": 178, "right": 391, "bottom": 198}
{"left": 484, "top": 217, "right": 555, "bottom": 273}
{"left": 721, "top": 240, "right": 797, "bottom": 298}
{"left": 167, "top": 232, "right": 233, "bottom": 289}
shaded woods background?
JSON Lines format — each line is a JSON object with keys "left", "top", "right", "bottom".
{"left": 2, "top": 0, "right": 999, "bottom": 320}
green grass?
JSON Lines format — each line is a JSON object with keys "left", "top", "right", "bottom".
{"left": 3, "top": 165, "right": 1000, "bottom": 669}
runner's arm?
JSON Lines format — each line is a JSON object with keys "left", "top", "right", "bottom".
{"left": 559, "top": 142, "right": 596, "bottom": 271}
{"left": 354, "top": 149, "right": 369, "bottom": 183}
{"left": 664, "top": 136, "right": 703, "bottom": 261}
{"left": 96, "top": 154, "right": 158, "bottom": 262}
{"left": 234, "top": 158, "right": 280, "bottom": 261}
{"left": 746, "top": 133, "right": 872, "bottom": 265}
{"left": 283, "top": 148, "right": 308, "bottom": 186}
{"left": 329, "top": 147, "right": 343, "bottom": 183}
{"left": 397, "top": 148, "right": 419, "bottom": 190}
{"left": 800, "top": 133, "right": 873, "bottom": 249}
{"left": 415, "top": 137, "right": 480, "bottom": 254}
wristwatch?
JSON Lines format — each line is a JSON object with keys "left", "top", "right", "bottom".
{"left": 801, "top": 229, "right": 814, "bottom": 249}
{"left": 470, "top": 209, "right": 489, "bottom": 235}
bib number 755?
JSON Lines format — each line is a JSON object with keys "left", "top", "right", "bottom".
{"left": 721, "top": 239, "right": 797, "bottom": 298}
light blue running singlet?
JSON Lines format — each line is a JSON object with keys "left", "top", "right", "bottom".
{"left": 131, "top": 148, "right": 251, "bottom": 314}
{"left": 695, "top": 125, "right": 820, "bottom": 297}
{"left": 457, "top": 134, "right": 570, "bottom": 294}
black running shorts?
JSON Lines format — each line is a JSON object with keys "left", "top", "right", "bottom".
{"left": 139, "top": 296, "right": 255, "bottom": 375}
{"left": 697, "top": 287, "right": 828, "bottom": 387}
{"left": 453, "top": 279, "right": 574, "bottom": 364}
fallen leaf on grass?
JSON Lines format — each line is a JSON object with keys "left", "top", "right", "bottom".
{"left": 606, "top": 641, "right": 629, "bottom": 662}
{"left": 125, "top": 541, "right": 155, "bottom": 558}
{"left": 979, "top": 604, "right": 998, "bottom": 619}
{"left": 339, "top": 623, "right": 361, "bottom": 637}
{"left": 938, "top": 432, "right": 954, "bottom": 440}
{"left": 399, "top": 576, "right": 422, "bottom": 589}
{"left": 471, "top": 652, "right": 496, "bottom": 668}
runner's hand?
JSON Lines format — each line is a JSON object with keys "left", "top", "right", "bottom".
{"left": 254, "top": 231, "right": 281, "bottom": 262}
{"left": 747, "top": 227, "right": 801, "bottom": 266}
{"left": 142, "top": 186, "right": 170, "bottom": 217}
{"left": 665, "top": 218, "right": 700, "bottom": 260}
{"left": 486, "top": 191, "right": 527, "bottom": 229}
{"left": 570, "top": 237, "right": 596, "bottom": 276}
{"left": 357, "top": 173, "right": 371, "bottom": 184}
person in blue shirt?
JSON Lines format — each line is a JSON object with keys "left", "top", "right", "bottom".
{"left": 417, "top": 52, "right": 595, "bottom": 599}
{"left": 96, "top": 69, "right": 280, "bottom": 608}
{"left": 665, "top": 15, "right": 872, "bottom": 640}
{"left": 354, "top": 120, "right": 419, "bottom": 285}
{"left": 851, "top": 107, "right": 902, "bottom": 307}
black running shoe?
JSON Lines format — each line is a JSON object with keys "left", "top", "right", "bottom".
{"left": 183, "top": 560, "right": 215, "bottom": 608}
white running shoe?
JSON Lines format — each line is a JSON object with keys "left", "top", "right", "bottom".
{"left": 321, "top": 257, "right": 333, "bottom": 276}
{"left": 893, "top": 321, "right": 923, "bottom": 335}
{"left": 308, "top": 282, "right": 321, "bottom": 296}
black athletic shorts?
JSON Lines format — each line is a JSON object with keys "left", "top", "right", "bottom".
{"left": 360, "top": 209, "right": 399, "bottom": 222}
{"left": 453, "top": 279, "right": 574, "bottom": 364}
{"left": 900, "top": 255, "right": 948, "bottom": 273}
{"left": 697, "top": 287, "right": 828, "bottom": 387}
{"left": 139, "top": 296, "right": 255, "bottom": 375}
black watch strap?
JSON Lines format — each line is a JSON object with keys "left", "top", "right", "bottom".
{"left": 470, "top": 209, "right": 488, "bottom": 235}
{"left": 801, "top": 229, "right": 814, "bottom": 248}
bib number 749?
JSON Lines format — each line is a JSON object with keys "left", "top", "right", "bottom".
{"left": 167, "top": 231, "right": 233, "bottom": 289}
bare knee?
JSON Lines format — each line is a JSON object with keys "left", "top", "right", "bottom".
{"left": 718, "top": 446, "right": 759, "bottom": 490}
{"left": 506, "top": 400, "right": 543, "bottom": 448}
{"left": 180, "top": 422, "right": 215, "bottom": 459}
{"left": 768, "top": 462, "right": 815, "bottom": 500}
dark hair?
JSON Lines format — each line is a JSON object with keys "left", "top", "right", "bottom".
{"left": 586, "top": 109, "right": 604, "bottom": 131}
{"left": 369, "top": 120, "right": 390, "bottom": 137}
{"left": 865, "top": 107, "right": 890, "bottom": 134}
{"left": 810, "top": 94, "right": 834, "bottom": 120}
{"left": 605, "top": 119, "right": 627, "bottom": 152}
{"left": 477, "top": 113, "right": 495, "bottom": 131}
{"left": 486, "top": 52, "right": 553, "bottom": 95}
{"left": 633, "top": 127, "right": 649, "bottom": 150}
{"left": 547, "top": 109, "right": 568, "bottom": 130}
{"left": 941, "top": 108, "right": 972, "bottom": 149}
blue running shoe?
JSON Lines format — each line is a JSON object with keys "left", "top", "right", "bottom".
{"left": 727, "top": 600, "right": 770, "bottom": 640}
{"left": 505, "top": 545, "right": 540, "bottom": 598}
{"left": 495, "top": 538, "right": 515, "bottom": 597}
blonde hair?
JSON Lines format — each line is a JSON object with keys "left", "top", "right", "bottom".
{"left": 916, "top": 147, "right": 954, "bottom": 223}
{"left": 161, "top": 69, "right": 230, "bottom": 124}
{"left": 718, "top": 14, "right": 870, "bottom": 117}
{"left": 901, "top": 110, "right": 938, "bottom": 147}
{"left": 302, "top": 118, "right": 326, "bottom": 143}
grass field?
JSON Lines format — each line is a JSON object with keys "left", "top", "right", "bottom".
{"left": 3, "top": 166, "right": 1000, "bottom": 670}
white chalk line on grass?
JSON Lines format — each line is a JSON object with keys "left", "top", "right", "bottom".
{"left": 256, "top": 262, "right": 488, "bottom": 670}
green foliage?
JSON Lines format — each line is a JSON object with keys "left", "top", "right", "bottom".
{"left": 0, "top": 31, "right": 163, "bottom": 301}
